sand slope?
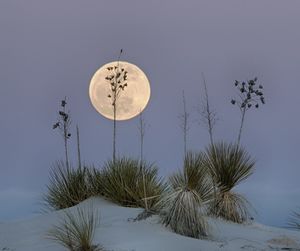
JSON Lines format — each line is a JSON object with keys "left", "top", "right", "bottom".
{"left": 1, "top": 197, "right": 300, "bottom": 251}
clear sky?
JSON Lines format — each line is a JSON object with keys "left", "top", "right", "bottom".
{"left": 1, "top": 0, "right": 300, "bottom": 227}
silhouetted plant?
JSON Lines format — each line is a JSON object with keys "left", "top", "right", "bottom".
{"left": 160, "top": 152, "right": 213, "bottom": 238}
{"left": 44, "top": 161, "right": 90, "bottom": 210}
{"left": 198, "top": 73, "right": 217, "bottom": 146}
{"left": 287, "top": 210, "right": 300, "bottom": 230}
{"left": 101, "top": 157, "right": 166, "bottom": 211}
{"left": 53, "top": 97, "right": 72, "bottom": 169}
{"left": 231, "top": 78, "right": 265, "bottom": 146}
{"left": 105, "top": 49, "right": 128, "bottom": 163}
{"left": 47, "top": 207, "right": 102, "bottom": 251}
{"left": 178, "top": 90, "right": 190, "bottom": 157}
{"left": 204, "top": 142, "right": 254, "bottom": 223}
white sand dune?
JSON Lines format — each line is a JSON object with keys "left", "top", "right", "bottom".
{"left": 1, "top": 197, "right": 300, "bottom": 251}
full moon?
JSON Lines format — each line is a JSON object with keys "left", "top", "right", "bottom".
{"left": 89, "top": 61, "right": 151, "bottom": 121}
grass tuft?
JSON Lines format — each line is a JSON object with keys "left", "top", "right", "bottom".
{"left": 160, "top": 152, "right": 212, "bottom": 238}
{"left": 101, "top": 157, "right": 166, "bottom": 211}
{"left": 204, "top": 142, "right": 255, "bottom": 223}
{"left": 287, "top": 210, "right": 300, "bottom": 230}
{"left": 44, "top": 161, "right": 90, "bottom": 210}
{"left": 47, "top": 206, "right": 102, "bottom": 251}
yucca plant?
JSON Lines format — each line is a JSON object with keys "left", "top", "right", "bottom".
{"left": 44, "top": 161, "right": 90, "bottom": 210}
{"left": 287, "top": 210, "right": 300, "bottom": 230}
{"left": 47, "top": 207, "right": 102, "bottom": 251}
{"left": 160, "top": 152, "right": 213, "bottom": 238}
{"left": 101, "top": 157, "right": 165, "bottom": 211}
{"left": 204, "top": 142, "right": 255, "bottom": 223}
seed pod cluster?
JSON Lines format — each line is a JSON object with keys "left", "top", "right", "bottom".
{"left": 105, "top": 65, "right": 129, "bottom": 105}
{"left": 53, "top": 97, "right": 71, "bottom": 139}
{"left": 231, "top": 77, "right": 265, "bottom": 110}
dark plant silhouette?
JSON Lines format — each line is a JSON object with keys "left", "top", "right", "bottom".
{"left": 231, "top": 78, "right": 265, "bottom": 146}
{"left": 53, "top": 97, "right": 71, "bottom": 169}
{"left": 198, "top": 73, "right": 217, "bottom": 146}
{"left": 105, "top": 49, "right": 128, "bottom": 163}
{"left": 179, "top": 90, "right": 190, "bottom": 157}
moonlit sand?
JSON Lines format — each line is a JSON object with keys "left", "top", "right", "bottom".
{"left": 1, "top": 197, "right": 299, "bottom": 251}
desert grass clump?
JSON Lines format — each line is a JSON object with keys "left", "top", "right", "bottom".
{"left": 101, "top": 157, "right": 165, "bottom": 211}
{"left": 47, "top": 207, "right": 102, "bottom": 251}
{"left": 204, "top": 142, "right": 255, "bottom": 223}
{"left": 287, "top": 210, "right": 300, "bottom": 230}
{"left": 44, "top": 161, "right": 90, "bottom": 210}
{"left": 160, "top": 152, "right": 213, "bottom": 238}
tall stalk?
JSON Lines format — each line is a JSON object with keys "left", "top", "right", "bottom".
{"left": 237, "top": 106, "right": 246, "bottom": 147}
{"left": 106, "top": 49, "right": 128, "bottom": 163}
{"left": 199, "top": 73, "right": 217, "bottom": 147}
{"left": 179, "top": 90, "right": 189, "bottom": 157}
{"left": 113, "top": 95, "right": 117, "bottom": 163}
{"left": 53, "top": 97, "right": 71, "bottom": 169}
{"left": 198, "top": 73, "right": 218, "bottom": 209}
{"left": 138, "top": 111, "right": 148, "bottom": 210}
{"left": 76, "top": 125, "right": 82, "bottom": 169}
{"left": 138, "top": 111, "right": 146, "bottom": 163}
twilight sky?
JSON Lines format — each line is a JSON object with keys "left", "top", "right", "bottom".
{"left": 1, "top": 0, "right": 300, "bottom": 227}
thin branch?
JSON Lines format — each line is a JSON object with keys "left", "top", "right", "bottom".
{"left": 198, "top": 73, "right": 217, "bottom": 146}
